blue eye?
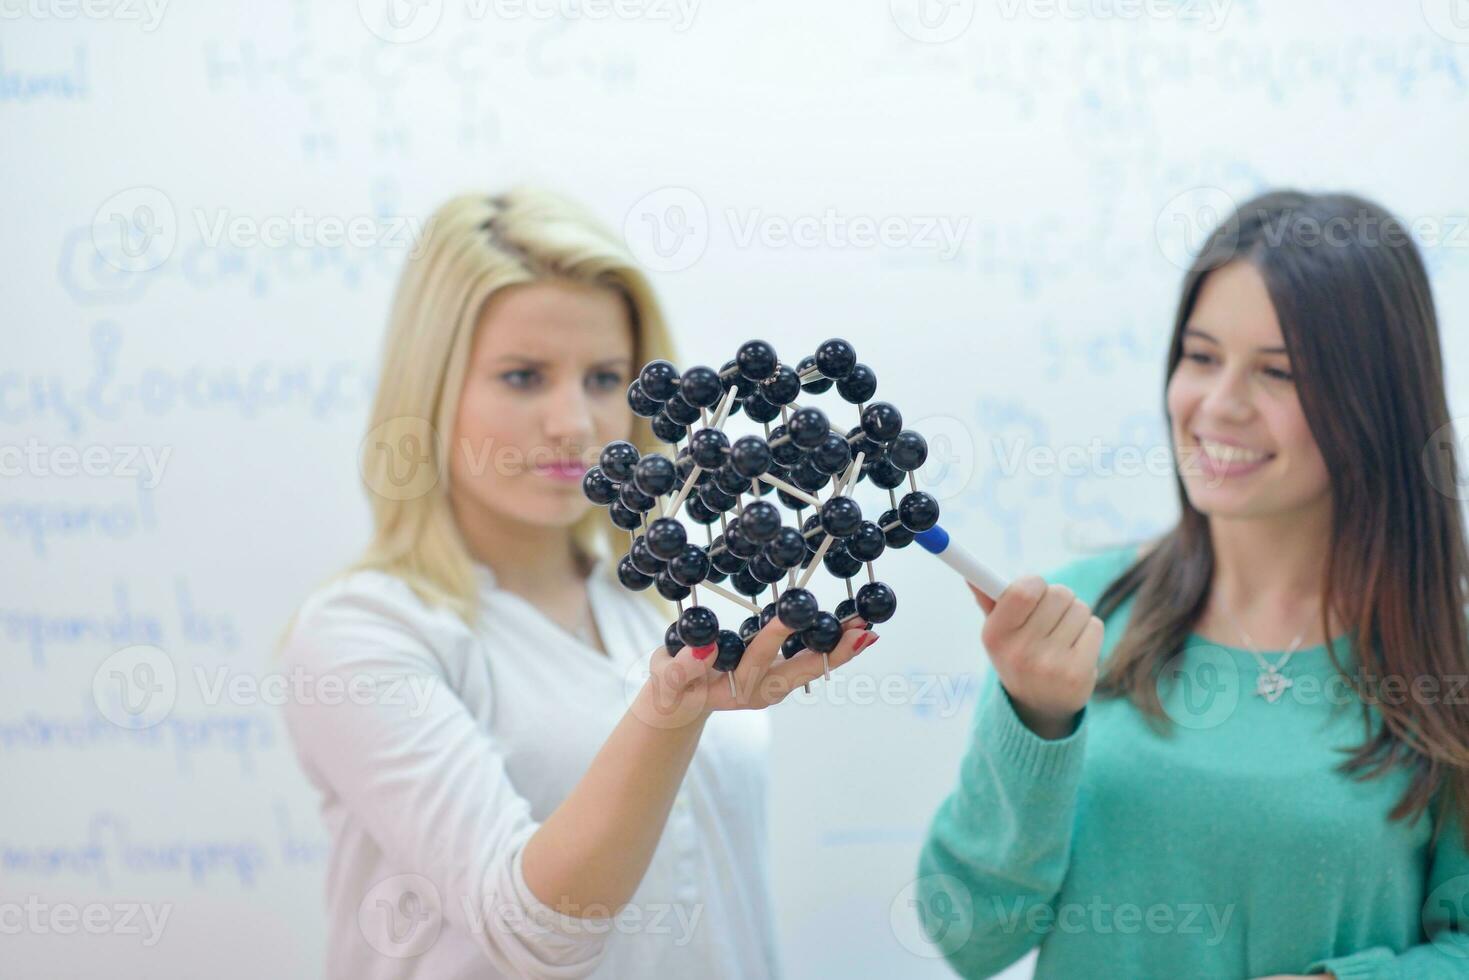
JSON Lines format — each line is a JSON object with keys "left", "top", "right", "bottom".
{"left": 502, "top": 369, "right": 539, "bottom": 388}
{"left": 589, "top": 370, "right": 624, "bottom": 391}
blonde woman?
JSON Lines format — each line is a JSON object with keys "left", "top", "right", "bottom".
{"left": 279, "top": 189, "right": 874, "bottom": 979}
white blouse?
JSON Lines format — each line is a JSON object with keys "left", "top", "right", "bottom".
{"left": 279, "top": 553, "right": 780, "bottom": 979}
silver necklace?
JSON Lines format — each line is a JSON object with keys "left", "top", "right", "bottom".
{"left": 1220, "top": 601, "right": 1314, "bottom": 703}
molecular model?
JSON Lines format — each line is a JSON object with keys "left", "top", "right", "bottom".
{"left": 581, "top": 338, "right": 939, "bottom": 696}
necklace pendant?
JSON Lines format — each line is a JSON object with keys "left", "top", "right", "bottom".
{"left": 1255, "top": 669, "right": 1292, "bottom": 703}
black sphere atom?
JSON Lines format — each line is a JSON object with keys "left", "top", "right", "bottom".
{"left": 664, "top": 620, "right": 685, "bottom": 656}
{"left": 651, "top": 412, "right": 688, "bottom": 443}
{"left": 645, "top": 517, "right": 687, "bottom": 560}
{"left": 766, "top": 426, "right": 801, "bottom": 466}
{"left": 680, "top": 365, "right": 724, "bottom": 408}
{"left": 898, "top": 491, "right": 940, "bottom": 532}
{"left": 834, "top": 597, "right": 858, "bottom": 623}
{"left": 656, "top": 568, "right": 691, "bottom": 601}
{"left": 847, "top": 424, "right": 882, "bottom": 459}
{"left": 709, "top": 536, "right": 745, "bottom": 574}
{"left": 859, "top": 401, "right": 903, "bottom": 443}
{"left": 776, "top": 587, "right": 820, "bottom": 631}
{"left": 820, "top": 496, "right": 863, "bottom": 537}
{"left": 837, "top": 364, "right": 878, "bottom": 404}
{"left": 797, "top": 354, "right": 834, "bottom": 393}
{"left": 608, "top": 501, "right": 643, "bottom": 531}
{"left": 678, "top": 606, "right": 720, "bottom": 647}
{"left": 633, "top": 454, "right": 677, "bottom": 497}
{"left": 739, "top": 500, "right": 782, "bottom": 544}
{"left": 777, "top": 486, "right": 810, "bottom": 512}
{"left": 781, "top": 633, "right": 806, "bottom": 659}
{"left": 889, "top": 430, "right": 929, "bottom": 471}
{"left": 639, "top": 359, "right": 680, "bottom": 401}
{"left": 664, "top": 395, "right": 702, "bottom": 426}
{"left": 801, "top": 513, "right": 823, "bottom": 548}
{"left": 736, "top": 340, "right": 779, "bottom": 381}
{"left": 749, "top": 554, "right": 785, "bottom": 584}
{"left": 629, "top": 534, "right": 665, "bottom": 575}
{"left": 760, "top": 602, "right": 778, "bottom": 628}
{"left": 761, "top": 364, "right": 802, "bottom": 406}
{"left": 668, "top": 543, "right": 711, "bottom": 587}
{"left": 618, "top": 480, "right": 656, "bottom": 514}
{"left": 814, "top": 338, "right": 858, "bottom": 380}
{"left": 823, "top": 547, "right": 863, "bottom": 579}
{"left": 689, "top": 428, "right": 730, "bottom": 469}
{"left": 627, "top": 380, "right": 663, "bottom": 418}
{"left": 787, "top": 406, "right": 830, "bottom": 450}
{"left": 742, "top": 393, "right": 783, "bottom": 424}
{"left": 698, "top": 482, "right": 739, "bottom": 514}
{"left": 721, "top": 358, "right": 757, "bottom": 398}
{"left": 731, "top": 565, "right": 765, "bottom": 597}
{"left": 582, "top": 466, "right": 618, "bottom": 505}
{"left": 792, "top": 456, "right": 832, "bottom": 493}
{"left": 764, "top": 527, "right": 806, "bottom": 569}
{"left": 724, "top": 521, "right": 761, "bottom": 559}
{"left": 856, "top": 581, "right": 898, "bottom": 624}
{"left": 865, "top": 455, "right": 907, "bottom": 490}
{"left": 809, "top": 432, "right": 853, "bottom": 475}
{"left": 684, "top": 495, "right": 721, "bottom": 525}
{"left": 802, "top": 611, "right": 844, "bottom": 653}
{"left": 599, "top": 441, "right": 640, "bottom": 483}
{"left": 713, "top": 465, "right": 749, "bottom": 495}
{"left": 880, "top": 507, "right": 917, "bottom": 548}
{"left": 713, "top": 630, "right": 746, "bottom": 672}
{"left": 846, "top": 520, "right": 887, "bottom": 562}
{"left": 730, "top": 435, "right": 772, "bottom": 479}
{"left": 617, "top": 554, "right": 654, "bottom": 591}
{"left": 738, "top": 615, "right": 762, "bottom": 643}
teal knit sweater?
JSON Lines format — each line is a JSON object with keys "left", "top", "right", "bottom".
{"left": 916, "top": 546, "right": 1469, "bottom": 979}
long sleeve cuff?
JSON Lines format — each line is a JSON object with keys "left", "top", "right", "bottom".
{"left": 970, "top": 678, "right": 1088, "bottom": 788}
{"left": 1306, "top": 945, "right": 1398, "bottom": 980}
{"left": 469, "top": 826, "right": 613, "bottom": 978}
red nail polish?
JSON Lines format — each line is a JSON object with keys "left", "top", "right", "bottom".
{"left": 856, "top": 632, "right": 880, "bottom": 652}
{"left": 692, "top": 644, "right": 715, "bottom": 660}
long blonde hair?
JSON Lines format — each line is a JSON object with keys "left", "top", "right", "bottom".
{"left": 314, "top": 188, "right": 677, "bottom": 629}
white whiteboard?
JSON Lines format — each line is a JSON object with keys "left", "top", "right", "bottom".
{"left": 4, "top": 2, "right": 1467, "bottom": 977}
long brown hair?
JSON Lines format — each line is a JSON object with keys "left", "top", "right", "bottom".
{"left": 1093, "top": 189, "right": 1469, "bottom": 846}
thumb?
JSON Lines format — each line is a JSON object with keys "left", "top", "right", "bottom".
{"left": 968, "top": 581, "right": 997, "bottom": 616}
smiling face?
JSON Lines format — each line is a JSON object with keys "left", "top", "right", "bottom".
{"left": 1165, "top": 260, "right": 1331, "bottom": 520}
{"left": 449, "top": 278, "right": 636, "bottom": 531}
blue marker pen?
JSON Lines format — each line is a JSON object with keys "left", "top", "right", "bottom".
{"left": 912, "top": 524, "right": 1009, "bottom": 600}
